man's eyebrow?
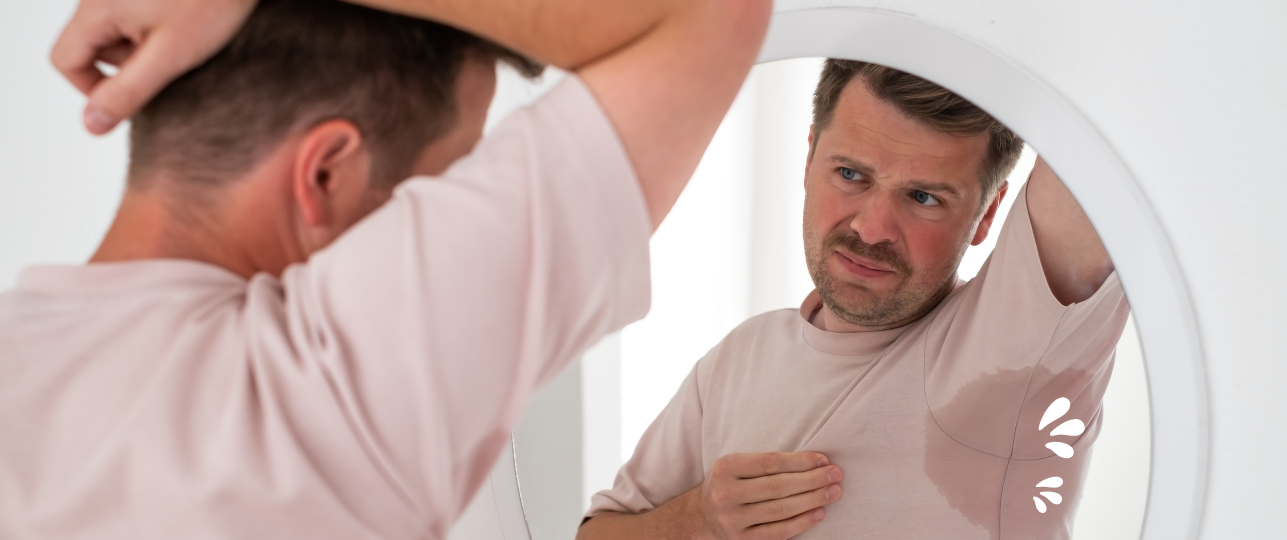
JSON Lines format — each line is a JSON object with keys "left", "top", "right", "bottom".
{"left": 828, "top": 155, "right": 877, "bottom": 176}
{"left": 829, "top": 154, "right": 966, "bottom": 200}
{"left": 907, "top": 180, "right": 964, "bottom": 199}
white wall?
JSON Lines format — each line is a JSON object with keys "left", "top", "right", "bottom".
{"left": 0, "top": 1, "right": 126, "bottom": 287}
{"left": 747, "top": 58, "right": 823, "bottom": 316}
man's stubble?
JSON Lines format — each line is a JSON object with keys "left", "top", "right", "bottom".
{"left": 803, "top": 204, "right": 969, "bottom": 329}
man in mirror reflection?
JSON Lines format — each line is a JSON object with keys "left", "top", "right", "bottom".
{"left": 579, "top": 61, "right": 1128, "bottom": 540}
{"left": 0, "top": 0, "right": 774, "bottom": 537}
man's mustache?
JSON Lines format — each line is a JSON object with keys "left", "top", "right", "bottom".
{"left": 824, "top": 230, "right": 912, "bottom": 276}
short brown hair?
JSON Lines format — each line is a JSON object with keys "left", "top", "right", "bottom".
{"left": 811, "top": 59, "right": 1023, "bottom": 209}
{"left": 129, "top": 0, "right": 543, "bottom": 189}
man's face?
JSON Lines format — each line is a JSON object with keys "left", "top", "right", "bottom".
{"left": 803, "top": 79, "right": 994, "bottom": 329}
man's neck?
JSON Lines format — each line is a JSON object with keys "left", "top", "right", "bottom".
{"left": 91, "top": 185, "right": 296, "bottom": 279}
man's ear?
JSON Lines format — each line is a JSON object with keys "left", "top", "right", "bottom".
{"left": 971, "top": 181, "right": 1009, "bottom": 246}
{"left": 292, "top": 120, "right": 366, "bottom": 227}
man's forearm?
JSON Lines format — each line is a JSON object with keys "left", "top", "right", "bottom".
{"left": 1026, "top": 158, "right": 1115, "bottom": 304}
{"left": 578, "top": 487, "right": 711, "bottom": 540}
{"left": 344, "top": 0, "right": 682, "bottom": 69}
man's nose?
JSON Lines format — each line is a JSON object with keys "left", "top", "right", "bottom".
{"left": 849, "top": 195, "right": 898, "bottom": 246}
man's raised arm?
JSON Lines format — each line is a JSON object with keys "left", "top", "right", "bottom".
{"left": 1025, "top": 157, "right": 1116, "bottom": 304}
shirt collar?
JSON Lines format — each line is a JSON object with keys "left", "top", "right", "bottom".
{"left": 796, "top": 290, "right": 912, "bottom": 357}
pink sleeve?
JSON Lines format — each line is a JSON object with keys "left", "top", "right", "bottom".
{"left": 277, "top": 76, "right": 652, "bottom": 534}
{"left": 586, "top": 361, "right": 707, "bottom": 519}
{"left": 922, "top": 184, "right": 1128, "bottom": 537}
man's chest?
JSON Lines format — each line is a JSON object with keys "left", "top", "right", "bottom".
{"left": 698, "top": 346, "right": 1016, "bottom": 539}
{"left": 695, "top": 343, "right": 921, "bottom": 465}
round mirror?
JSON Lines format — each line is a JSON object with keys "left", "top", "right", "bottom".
{"left": 450, "top": 7, "right": 1206, "bottom": 540}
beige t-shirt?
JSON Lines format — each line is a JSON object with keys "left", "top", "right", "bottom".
{"left": 588, "top": 185, "right": 1129, "bottom": 540}
{"left": 0, "top": 77, "right": 652, "bottom": 540}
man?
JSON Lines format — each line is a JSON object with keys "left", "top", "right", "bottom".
{"left": 0, "top": 0, "right": 770, "bottom": 537}
{"left": 579, "top": 60, "right": 1127, "bottom": 540}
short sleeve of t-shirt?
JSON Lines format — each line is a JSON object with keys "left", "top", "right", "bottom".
{"left": 585, "top": 361, "right": 708, "bottom": 518}
{"left": 270, "top": 75, "right": 653, "bottom": 531}
{"left": 922, "top": 183, "right": 1129, "bottom": 459}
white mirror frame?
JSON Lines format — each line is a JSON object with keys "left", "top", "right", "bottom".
{"left": 490, "top": 439, "right": 534, "bottom": 540}
{"left": 490, "top": 7, "right": 1210, "bottom": 540}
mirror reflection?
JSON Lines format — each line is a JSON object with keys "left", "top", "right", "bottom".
{"left": 492, "top": 58, "right": 1150, "bottom": 540}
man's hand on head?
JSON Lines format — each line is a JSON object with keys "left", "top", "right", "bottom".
{"left": 51, "top": 0, "right": 257, "bottom": 134}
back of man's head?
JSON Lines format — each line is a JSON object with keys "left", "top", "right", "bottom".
{"left": 129, "top": 0, "right": 542, "bottom": 190}
{"left": 811, "top": 59, "right": 1023, "bottom": 210}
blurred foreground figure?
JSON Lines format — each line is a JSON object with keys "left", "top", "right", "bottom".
{"left": 0, "top": 0, "right": 770, "bottom": 537}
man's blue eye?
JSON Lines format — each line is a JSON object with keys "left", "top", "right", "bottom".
{"left": 840, "top": 167, "right": 858, "bottom": 180}
{"left": 913, "top": 190, "right": 940, "bottom": 206}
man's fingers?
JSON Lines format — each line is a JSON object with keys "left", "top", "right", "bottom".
{"left": 740, "top": 465, "right": 842, "bottom": 503}
{"left": 50, "top": 11, "right": 113, "bottom": 95}
{"left": 746, "top": 506, "right": 828, "bottom": 540}
{"left": 740, "top": 483, "right": 841, "bottom": 526}
{"left": 49, "top": 0, "right": 258, "bottom": 134}
{"left": 82, "top": 29, "right": 190, "bottom": 133}
{"left": 47, "top": 5, "right": 167, "bottom": 133}
{"left": 718, "top": 452, "right": 829, "bottom": 479}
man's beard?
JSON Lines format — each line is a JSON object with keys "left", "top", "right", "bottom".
{"left": 805, "top": 225, "right": 964, "bottom": 328}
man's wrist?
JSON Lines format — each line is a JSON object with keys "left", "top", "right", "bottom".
{"left": 676, "top": 484, "right": 718, "bottom": 540}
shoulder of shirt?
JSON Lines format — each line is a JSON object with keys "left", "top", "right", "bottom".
{"left": 735, "top": 307, "right": 802, "bottom": 333}
{"left": 698, "top": 308, "right": 802, "bottom": 359}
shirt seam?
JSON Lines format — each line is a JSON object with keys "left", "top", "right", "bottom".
{"left": 553, "top": 76, "right": 648, "bottom": 341}
{"left": 796, "top": 322, "right": 905, "bottom": 359}
{"left": 249, "top": 278, "right": 425, "bottom": 527}
{"left": 918, "top": 312, "right": 1065, "bottom": 460}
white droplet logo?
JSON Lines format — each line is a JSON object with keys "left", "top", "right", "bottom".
{"left": 1033, "top": 476, "right": 1064, "bottom": 513}
{"left": 1033, "top": 398, "right": 1086, "bottom": 513}
{"left": 1045, "top": 442, "right": 1075, "bottom": 458}
{"left": 1038, "top": 397, "right": 1085, "bottom": 459}
{"left": 1038, "top": 398, "right": 1070, "bottom": 431}
{"left": 1050, "top": 419, "right": 1085, "bottom": 437}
